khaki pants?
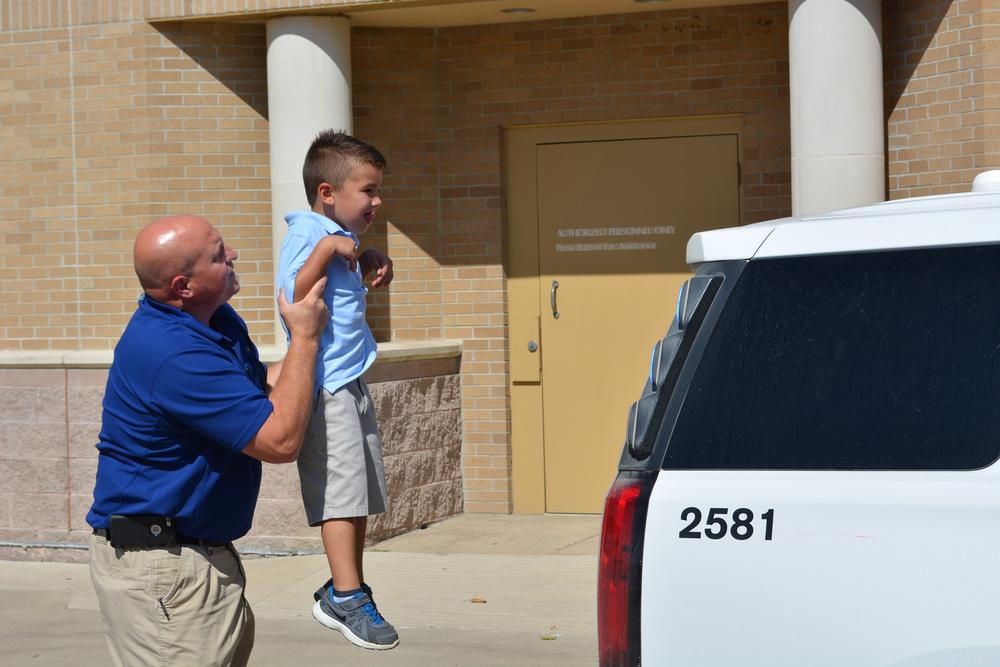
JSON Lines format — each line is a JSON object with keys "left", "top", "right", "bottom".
{"left": 89, "top": 532, "right": 254, "bottom": 666}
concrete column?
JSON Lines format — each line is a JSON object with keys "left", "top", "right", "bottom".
{"left": 266, "top": 16, "right": 352, "bottom": 344}
{"left": 789, "top": 0, "right": 884, "bottom": 216}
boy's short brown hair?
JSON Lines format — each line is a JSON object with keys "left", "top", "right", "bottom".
{"left": 302, "top": 130, "right": 387, "bottom": 207}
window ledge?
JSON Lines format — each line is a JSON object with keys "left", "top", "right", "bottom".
{"left": 0, "top": 339, "right": 463, "bottom": 369}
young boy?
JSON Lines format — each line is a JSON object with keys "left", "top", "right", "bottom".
{"left": 277, "top": 130, "right": 398, "bottom": 650}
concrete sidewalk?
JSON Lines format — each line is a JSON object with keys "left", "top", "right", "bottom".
{"left": 0, "top": 514, "right": 601, "bottom": 666}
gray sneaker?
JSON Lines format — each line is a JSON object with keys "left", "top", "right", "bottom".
{"left": 312, "top": 588, "right": 399, "bottom": 650}
{"left": 313, "top": 579, "right": 374, "bottom": 605}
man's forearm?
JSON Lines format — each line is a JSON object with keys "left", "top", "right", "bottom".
{"left": 243, "top": 337, "right": 318, "bottom": 463}
{"left": 267, "top": 336, "right": 318, "bottom": 457}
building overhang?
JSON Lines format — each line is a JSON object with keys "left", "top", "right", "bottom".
{"left": 146, "top": 0, "right": 766, "bottom": 28}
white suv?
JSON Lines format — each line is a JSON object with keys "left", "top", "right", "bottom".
{"left": 599, "top": 174, "right": 1000, "bottom": 667}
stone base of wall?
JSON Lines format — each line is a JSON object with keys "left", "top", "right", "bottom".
{"left": 240, "top": 371, "right": 465, "bottom": 554}
{"left": 0, "top": 343, "right": 463, "bottom": 562}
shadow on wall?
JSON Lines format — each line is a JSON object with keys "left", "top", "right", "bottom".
{"left": 883, "top": 0, "right": 953, "bottom": 115}
{"left": 882, "top": 0, "right": 954, "bottom": 193}
{"left": 153, "top": 20, "right": 269, "bottom": 118}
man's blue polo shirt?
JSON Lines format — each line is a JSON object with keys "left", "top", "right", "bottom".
{"left": 86, "top": 296, "right": 273, "bottom": 542}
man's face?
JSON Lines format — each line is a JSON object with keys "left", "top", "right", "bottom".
{"left": 187, "top": 226, "right": 240, "bottom": 311}
{"left": 330, "top": 162, "right": 383, "bottom": 236}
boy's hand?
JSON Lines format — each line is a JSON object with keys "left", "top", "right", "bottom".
{"left": 278, "top": 278, "right": 328, "bottom": 341}
{"left": 360, "top": 248, "right": 394, "bottom": 288}
{"left": 323, "top": 234, "right": 359, "bottom": 272}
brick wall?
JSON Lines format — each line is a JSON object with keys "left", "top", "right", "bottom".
{"left": 352, "top": 27, "right": 442, "bottom": 342}
{"left": 2, "top": 2, "right": 793, "bottom": 515}
{"left": 1, "top": 1, "right": 141, "bottom": 30}
{"left": 884, "top": 0, "right": 997, "bottom": 198}
{"left": 352, "top": 4, "right": 792, "bottom": 511}
{"left": 11, "top": 1, "right": 994, "bottom": 516}
{"left": 0, "top": 16, "right": 273, "bottom": 350}
{"left": 987, "top": 2, "right": 1000, "bottom": 169}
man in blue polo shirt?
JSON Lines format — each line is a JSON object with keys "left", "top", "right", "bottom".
{"left": 87, "top": 214, "right": 328, "bottom": 667}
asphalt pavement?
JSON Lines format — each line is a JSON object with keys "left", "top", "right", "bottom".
{"left": 0, "top": 513, "right": 601, "bottom": 666}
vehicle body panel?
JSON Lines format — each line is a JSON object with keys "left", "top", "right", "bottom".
{"left": 642, "top": 469, "right": 1000, "bottom": 666}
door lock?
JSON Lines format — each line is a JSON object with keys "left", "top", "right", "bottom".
{"left": 527, "top": 340, "right": 538, "bottom": 353}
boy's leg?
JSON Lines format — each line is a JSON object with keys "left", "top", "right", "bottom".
{"left": 307, "top": 381, "right": 397, "bottom": 649}
{"left": 314, "top": 514, "right": 398, "bottom": 649}
{"left": 321, "top": 517, "right": 362, "bottom": 591}
{"left": 356, "top": 515, "right": 367, "bottom": 585}
{"left": 306, "top": 380, "right": 386, "bottom": 591}
{"left": 319, "top": 515, "right": 369, "bottom": 593}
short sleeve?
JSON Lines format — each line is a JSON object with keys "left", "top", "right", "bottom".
{"left": 278, "top": 225, "right": 353, "bottom": 304}
{"left": 151, "top": 346, "right": 274, "bottom": 452}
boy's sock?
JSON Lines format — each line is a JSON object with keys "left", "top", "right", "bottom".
{"left": 332, "top": 586, "right": 364, "bottom": 604}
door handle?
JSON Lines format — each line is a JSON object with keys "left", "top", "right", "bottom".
{"left": 550, "top": 280, "right": 560, "bottom": 319}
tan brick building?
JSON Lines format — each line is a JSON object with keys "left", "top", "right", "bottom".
{"left": 1, "top": 0, "right": 997, "bottom": 558}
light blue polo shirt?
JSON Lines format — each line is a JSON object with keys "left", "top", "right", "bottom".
{"left": 278, "top": 210, "right": 377, "bottom": 394}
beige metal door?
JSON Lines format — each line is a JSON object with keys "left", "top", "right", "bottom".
{"left": 537, "top": 134, "right": 740, "bottom": 513}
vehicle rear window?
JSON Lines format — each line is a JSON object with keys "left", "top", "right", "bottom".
{"left": 664, "top": 244, "right": 1000, "bottom": 470}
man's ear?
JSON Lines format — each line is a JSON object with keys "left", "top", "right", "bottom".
{"left": 170, "top": 275, "right": 193, "bottom": 299}
{"left": 317, "top": 182, "right": 336, "bottom": 205}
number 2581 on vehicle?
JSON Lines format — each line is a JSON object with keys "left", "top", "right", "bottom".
{"left": 678, "top": 507, "right": 774, "bottom": 541}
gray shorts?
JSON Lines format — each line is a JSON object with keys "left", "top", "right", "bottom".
{"left": 297, "top": 378, "right": 388, "bottom": 525}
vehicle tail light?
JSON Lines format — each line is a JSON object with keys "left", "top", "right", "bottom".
{"left": 598, "top": 471, "right": 655, "bottom": 667}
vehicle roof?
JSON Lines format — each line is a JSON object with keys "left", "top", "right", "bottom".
{"left": 687, "top": 188, "right": 1000, "bottom": 265}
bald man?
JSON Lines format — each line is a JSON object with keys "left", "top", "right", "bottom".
{"left": 87, "top": 215, "right": 328, "bottom": 666}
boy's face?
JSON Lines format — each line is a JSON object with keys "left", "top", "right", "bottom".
{"left": 321, "top": 162, "right": 383, "bottom": 236}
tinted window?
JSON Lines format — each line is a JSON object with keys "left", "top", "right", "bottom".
{"left": 664, "top": 245, "right": 1000, "bottom": 470}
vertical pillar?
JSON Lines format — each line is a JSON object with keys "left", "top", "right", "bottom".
{"left": 266, "top": 16, "right": 352, "bottom": 344}
{"left": 789, "top": 0, "right": 884, "bottom": 216}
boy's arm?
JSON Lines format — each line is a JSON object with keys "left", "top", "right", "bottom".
{"left": 265, "top": 360, "right": 282, "bottom": 394}
{"left": 293, "top": 235, "right": 359, "bottom": 303}
{"left": 359, "top": 247, "right": 394, "bottom": 289}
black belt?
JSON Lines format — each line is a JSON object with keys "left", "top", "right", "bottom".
{"left": 93, "top": 528, "right": 229, "bottom": 548}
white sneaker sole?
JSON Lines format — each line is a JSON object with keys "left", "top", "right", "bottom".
{"left": 311, "top": 600, "right": 400, "bottom": 650}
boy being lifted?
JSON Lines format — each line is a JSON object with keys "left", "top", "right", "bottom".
{"left": 278, "top": 130, "right": 398, "bottom": 650}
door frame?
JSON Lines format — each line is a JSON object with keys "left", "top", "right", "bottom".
{"left": 502, "top": 115, "right": 744, "bottom": 513}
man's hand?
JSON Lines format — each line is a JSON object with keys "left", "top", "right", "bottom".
{"left": 360, "top": 248, "right": 394, "bottom": 289}
{"left": 323, "top": 234, "right": 359, "bottom": 272}
{"left": 278, "top": 277, "right": 328, "bottom": 342}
